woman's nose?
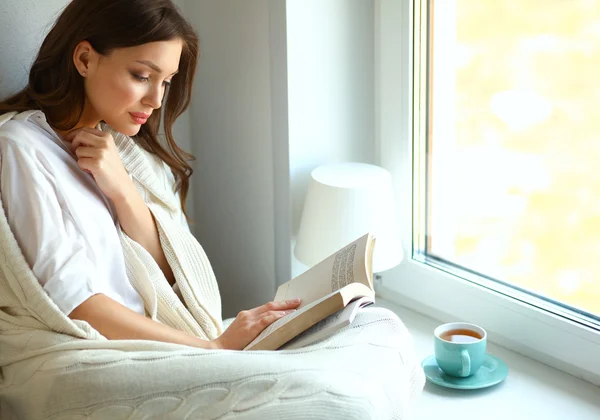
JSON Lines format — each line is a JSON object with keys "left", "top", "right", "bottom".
{"left": 143, "top": 84, "right": 163, "bottom": 110}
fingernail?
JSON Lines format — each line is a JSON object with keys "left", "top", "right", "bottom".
{"left": 286, "top": 309, "right": 296, "bottom": 314}
{"left": 290, "top": 298, "right": 301, "bottom": 303}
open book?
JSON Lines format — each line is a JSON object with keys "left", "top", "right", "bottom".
{"left": 280, "top": 296, "right": 374, "bottom": 350}
{"left": 244, "top": 232, "right": 376, "bottom": 351}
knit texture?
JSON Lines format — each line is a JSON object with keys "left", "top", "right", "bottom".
{"left": 0, "top": 112, "right": 425, "bottom": 419}
{"left": 1, "top": 307, "right": 425, "bottom": 420}
{"left": 107, "top": 122, "right": 223, "bottom": 340}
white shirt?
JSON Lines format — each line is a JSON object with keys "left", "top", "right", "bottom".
{"left": 0, "top": 110, "right": 145, "bottom": 316}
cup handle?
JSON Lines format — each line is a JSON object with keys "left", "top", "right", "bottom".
{"left": 460, "top": 349, "right": 471, "bottom": 377}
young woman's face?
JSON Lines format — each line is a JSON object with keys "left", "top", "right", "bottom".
{"left": 82, "top": 39, "right": 183, "bottom": 136}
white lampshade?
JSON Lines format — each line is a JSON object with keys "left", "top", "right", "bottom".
{"left": 294, "top": 162, "right": 403, "bottom": 273}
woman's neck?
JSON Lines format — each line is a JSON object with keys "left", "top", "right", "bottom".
{"left": 53, "top": 121, "right": 98, "bottom": 138}
{"left": 52, "top": 106, "right": 100, "bottom": 138}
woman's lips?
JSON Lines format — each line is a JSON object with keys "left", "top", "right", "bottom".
{"left": 130, "top": 112, "right": 150, "bottom": 124}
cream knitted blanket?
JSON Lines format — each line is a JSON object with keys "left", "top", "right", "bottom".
{"left": 0, "top": 111, "right": 425, "bottom": 419}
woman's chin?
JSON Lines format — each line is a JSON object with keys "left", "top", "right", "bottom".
{"left": 108, "top": 121, "right": 142, "bottom": 137}
{"left": 124, "top": 125, "right": 142, "bottom": 136}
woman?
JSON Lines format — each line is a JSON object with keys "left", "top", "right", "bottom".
{"left": 0, "top": 0, "right": 299, "bottom": 351}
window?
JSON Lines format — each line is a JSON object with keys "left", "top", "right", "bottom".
{"left": 376, "top": 0, "right": 600, "bottom": 386}
{"left": 417, "top": 0, "right": 600, "bottom": 326}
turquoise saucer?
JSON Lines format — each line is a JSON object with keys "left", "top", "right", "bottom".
{"left": 421, "top": 353, "right": 508, "bottom": 390}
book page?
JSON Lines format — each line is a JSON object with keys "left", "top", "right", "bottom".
{"left": 275, "top": 233, "right": 374, "bottom": 307}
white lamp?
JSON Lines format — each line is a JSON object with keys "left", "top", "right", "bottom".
{"left": 294, "top": 162, "right": 403, "bottom": 273}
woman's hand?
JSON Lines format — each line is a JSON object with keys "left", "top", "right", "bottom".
{"left": 64, "top": 127, "right": 134, "bottom": 202}
{"left": 213, "top": 298, "right": 302, "bottom": 350}
{"left": 64, "top": 127, "right": 175, "bottom": 284}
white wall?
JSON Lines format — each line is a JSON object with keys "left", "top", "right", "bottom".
{"left": 287, "top": 0, "right": 376, "bottom": 234}
{"left": 181, "top": 0, "right": 290, "bottom": 317}
{"left": 0, "top": 0, "right": 70, "bottom": 98}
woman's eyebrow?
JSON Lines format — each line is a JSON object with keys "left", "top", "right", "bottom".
{"left": 135, "top": 60, "right": 179, "bottom": 75}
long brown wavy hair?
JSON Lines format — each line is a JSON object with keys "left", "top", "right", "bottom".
{"left": 0, "top": 0, "right": 198, "bottom": 220}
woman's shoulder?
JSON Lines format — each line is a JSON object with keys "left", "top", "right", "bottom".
{"left": 0, "top": 110, "right": 53, "bottom": 151}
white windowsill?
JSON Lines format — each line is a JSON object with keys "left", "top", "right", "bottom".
{"left": 375, "top": 297, "right": 600, "bottom": 420}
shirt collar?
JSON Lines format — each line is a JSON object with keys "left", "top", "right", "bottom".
{"left": 14, "top": 109, "right": 46, "bottom": 122}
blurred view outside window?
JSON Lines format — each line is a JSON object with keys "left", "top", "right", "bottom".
{"left": 424, "top": 0, "right": 600, "bottom": 319}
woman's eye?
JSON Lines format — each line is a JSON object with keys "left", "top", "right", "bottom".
{"left": 132, "top": 72, "right": 171, "bottom": 87}
{"left": 132, "top": 73, "right": 150, "bottom": 82}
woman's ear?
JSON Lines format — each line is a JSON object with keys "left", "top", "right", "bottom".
{"left": 73, "top": 41, "right": 97, "bottom": 78}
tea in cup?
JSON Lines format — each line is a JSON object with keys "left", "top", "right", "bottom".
{"left": 434, "top": 322, "right": 487, "bottom": 378}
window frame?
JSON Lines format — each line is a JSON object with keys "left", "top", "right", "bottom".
{"left": 375, "top": 0, "right": 600, "bottom": 386}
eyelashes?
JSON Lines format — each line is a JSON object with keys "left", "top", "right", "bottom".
{"left": 131, "top": 73, "right": 171, "bottom": 87}
{"left": 132, "top": 73, "right": 149, "bottom": 82}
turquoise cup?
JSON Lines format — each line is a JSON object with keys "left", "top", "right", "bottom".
{"left": 434, "top": 322, "right": 487, "bottom": 378}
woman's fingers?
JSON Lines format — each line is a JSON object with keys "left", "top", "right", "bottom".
{"left": 249, "top": 298, "right": 301, "bottom": 316}
{"left": 213, "top": 301, "right": 302, "bottom": 350}
{"left": 77, "top": 157, "right": 107, "bottom": 175}
{"left": 64, "top": 127, "right": 110, "bottom": 150}
{"left": 63, "top": 126, "right": 104, "bottom": 142}
{"left": 257, "top": 309, "right": 295, "bottom": 327}
{"left": 75, "top": 145, "right": 102, "bottom": 159}
{"left": 59, "top": 127, "right": 131, "bottom": 201}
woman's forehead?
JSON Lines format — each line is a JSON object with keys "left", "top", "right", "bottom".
{"left": 109, "top": 40, "right": 183, "bottom": 73}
